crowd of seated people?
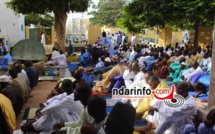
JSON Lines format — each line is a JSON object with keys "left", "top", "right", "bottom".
{"left": 72, "top": 34, "right": 213, "bottom": 134}
{"left": 48, "top": 38, "right": 214, "bottom": 133}
{"left": 2, "top": 31, "right": 214, "bottom": 134}
{"left": 0, "top": 59, "right": 39, "bottom": 133}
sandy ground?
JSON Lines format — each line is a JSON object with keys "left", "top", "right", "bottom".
{"left": 15, "top": 81, "right": 57, "bottom": 130}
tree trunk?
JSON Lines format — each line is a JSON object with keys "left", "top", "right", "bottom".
{"left": 208, "top": 16, "right": 215, "bottom": 110}
{"left": 53, "top": 9, "right": 67, "bottom": 52}
{"left": 193, "top": 20, "right": 200, "bottom": 48}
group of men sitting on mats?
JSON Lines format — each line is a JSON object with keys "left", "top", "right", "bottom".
{"left": 1, "top": 30, "right": 214, "bottom": 134}
{"left": 0, "top": 59, "right": 39, "bottom": 133}
{"left": 17, "top": 37, "right": 214, "bottom": 134}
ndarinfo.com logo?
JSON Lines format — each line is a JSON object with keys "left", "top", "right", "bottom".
{"left": 112, "top": 85, "right": 185, "bottom": 108}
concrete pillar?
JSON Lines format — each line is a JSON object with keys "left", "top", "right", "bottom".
{"left": 172, "top": 31, "right": 183, "bottom": 46}
{"left": 159, "top": 27, "right": 172, "bottom": 47}
{"left": 126, "top": 32, "right": 133, "bottom": 43}
{"left": 136, "top": 33, "right": 140, "bottom": 44}
{"left": 88, "top": 25, "right": 101, "bottom": 45}
{"left": 51, "top": 25, "right": 55, "bottom": 44}
{"left": 25, "top": 26, "right": 29, "bottom": 39}
{"left": 198, "top": 27, "right": 213, "bottom": 48}
{"left": 208, "top": 17, "right": 215, "bottom": 110}
{"left": 166, "top": 27, "right": 172, "bottom": 46}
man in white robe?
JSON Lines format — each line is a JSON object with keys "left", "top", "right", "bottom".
{"left": 41, "top": 32, "right": 46, "bottom": 46}
{"left": 81, "top": 95, "right": 108, "bottom": 134}
{"left": 199, "top": 53, "right": 211, "bottom": 72}
{"left": 53, "top": 85, "right": 94, "bottom": 134}
{"left": 21, "top": 80, "right": 82, "bottom": 134}
{"left": 46, "top": 47, "right": 61, "bottom": 66}
{"left": 131, "top": 33, "right": 136, "bottom": 46}
{"left": 127, "top": 47, "right": 138, "bottom": 63}
{"left": 128, "top": 71, "right": 152, "bottom": 108}
{"left": 33, "top": 93, "right": 82, "bottom": 133}
{"left": 183, "top": 34, "right": 189, "bottom": 44}
{"left": 123, "top": 61, "right": 144, "bottom": 88}
{"left": 138, "top": 55, "right": 151, "bottom": 70}
{"left": 123, "top": 66, "right": 135, "bottom": 88}
{"left": 147, "top": 82, "right": 197, "bottom": 134}
{"left": 52, "top": 50, "right": 67, "bottom": 66}
{"left": 182, "top": 61, "right": 203, "bottom": 81}
{"left": 99, "top": 32, "right": 114, "bottom": 57}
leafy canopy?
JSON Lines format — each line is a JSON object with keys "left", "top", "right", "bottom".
{"left": 25, "top": 13, "right": 54, "bottom": 27}
{"left": 89, "top": 0, "right": 126, "bottom": 26}
{"left": 6, "top": 0, "right": 91, "bottom": 14}
{"left": 118, "top": 0, "right": 215, "bottom": 32}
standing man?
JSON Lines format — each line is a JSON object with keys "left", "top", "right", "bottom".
{"left": 41, "top": 32, "right": 46, "bottom": 46}
{"left": 118, "top": 31, "right": 122, "bottom": 45}
{"left": 131, "top": 33, "right": 136, "bottom": 46}
{"left": 183, "top": 34, "right": 189, "bottom": 45}
{"left": 122, "top": 33, "right": 128, "bottom": 45}
{"left": 99, "top": 31, "right": 114, "bottom": 57}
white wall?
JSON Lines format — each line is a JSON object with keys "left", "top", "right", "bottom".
{"left": 182, "top": 30, "right": 190, "bottom": 42}
{"left": 0, "top": 0, "right": 25, "bottom": 50}
{"left": 18, "top": 14, "right": 25, "bottom": 40}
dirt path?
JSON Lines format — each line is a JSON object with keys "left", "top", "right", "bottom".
{"left": 16, "top": 81, "right": 57, "bottom": 129}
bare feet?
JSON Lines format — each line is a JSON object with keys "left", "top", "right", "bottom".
{"left": 201, "top": 100, "right": 208, "bottom": 103}
{"left": 135, "top": 113, "right": 142, "bottom": 123}
{"left": 29, "top": 94, "right": 33, "bottom": 98}
{"left": 134, "top": 126, "right": 151, "bottom": 133}
{"left": 193, "top": 95, "right": 198, "bottom": 98}
{"left": 21, "top": 119, "right": 36, "bottom": 132}
{"left": 126, "top": 99, "right": 130, "bottom": 105}
{"left": 53, "top": 123, "right": 65, "bottom": 130}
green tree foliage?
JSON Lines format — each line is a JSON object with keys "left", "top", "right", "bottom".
{"left": 89, "top": 0, "right": 126, "bottom": 26}
{"left": 6, "top": 0, "right": 91, "bottom": 51}
{"left": 118, "top": 0, "right": 215, "bottom": 46}
{"left": 118, "top": 0, "right": 169, "bottom": 32}
{"left": 25, "top": 13, "right": 54, "bottom": 28}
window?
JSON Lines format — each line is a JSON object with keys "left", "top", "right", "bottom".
{"left": 21, "top": 25, "right": 23, "bottom": 31}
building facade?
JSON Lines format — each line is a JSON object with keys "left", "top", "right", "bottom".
{"left": 66, "top": 18, "right": 89, "bottom": 42}
{"left": 0, "top": 0, "right": 25, "bottom": 51}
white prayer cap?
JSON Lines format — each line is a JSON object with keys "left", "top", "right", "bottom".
{"left": 60, "top": 77, "right": 76, "bottom": 82}
{"left": 0, "top": 75, "right": 9, "bottom": 82}
{"left": 181, "top": 62, "right": 187, "bottom": 65}
{"left": 146, "top": 49, "right": 151, "bottom": 54}
{"left": 104, "top": 57, "right": 111, "bottom": 63}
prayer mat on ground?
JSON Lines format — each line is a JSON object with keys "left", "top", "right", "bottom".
{"left": 39, "top": 76, "right": 59, "bottom": 81}
{"left": 189, "top": 91, "right": 208, "bottom": 100}
{"left": 105, "top": 97, "right": 147, "bottom": 128}
{"left": 21, "top": 108, "right": 39, "bottom": 134}
{"left": 23, "top": 107, "right": 38, "bottom": 120}
{"left": 67, "top": 62, "right": 78, "bottom": 71}
{"left": 67, "top": 62, "right": 93, "bottom": 83}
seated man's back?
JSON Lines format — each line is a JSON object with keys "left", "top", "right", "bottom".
{"left": 10, "top": 77, "right": 29, "bottom": 103}
{"left": 31, "top": 66, "right": 39, "bottom": 86}
{"left": 25, "top": 61, "right": 38, "bottom": 89}
{"left": 2, "top": 84, "right": 23, "bottom": 117}
{"left": 0, "top": 93, "right": 16, "bottom": 133}
{"left": 9, "top": 67, "right": 29, "bottom": 102}
{"left": 18, "top": 72, "right": 31, "bottom": 90}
